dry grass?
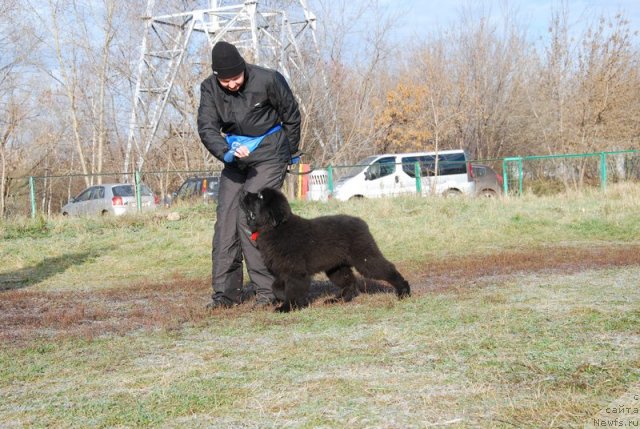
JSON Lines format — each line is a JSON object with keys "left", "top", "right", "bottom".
{"left": 4, "top": 263, "right": 636, "bottom": 427}
{"left": 1, "top": 274, "right": 210, "bottom": 346}
{"left": 1, "top": 190, "right": 639, "bottom": 427}
{"left": 2, "top": 244, "right": 638, "bottom": 347}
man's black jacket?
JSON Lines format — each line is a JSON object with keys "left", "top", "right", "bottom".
{"left": 197, "top": 64, "right": 301, "bottom": 167}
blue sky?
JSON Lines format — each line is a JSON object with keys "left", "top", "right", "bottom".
{"left": 381, "top": 0, "right": 640, "bottom": 42}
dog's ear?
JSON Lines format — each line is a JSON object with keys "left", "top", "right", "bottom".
{"left": 239, "top": 190, "right": 257, "bottom": 213}
{"left": 261, "top": 188, "right": 290, "bottom": 227}
{"left": 270, "top": 206, "right": 288, "bottom": 227}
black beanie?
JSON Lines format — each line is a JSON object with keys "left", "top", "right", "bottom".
{"left": 211, "top": 41, "right": 246, "bottom": 79}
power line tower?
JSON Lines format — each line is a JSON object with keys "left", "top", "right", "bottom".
{"left": 124, "top": 0, "right": 320, "bottom": 174}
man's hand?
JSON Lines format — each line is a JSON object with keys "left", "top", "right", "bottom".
{"left": 289, "top": 150, "right": 303, "bottom": 165}
{"left": 234, "top": 145, "right": 250, "bottom": 158}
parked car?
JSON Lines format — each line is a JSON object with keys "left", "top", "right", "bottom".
{"left": 61, "top": 183, "right": 159, "bottom": 216}
{"left": 166, "top": 175, "right": 220, "bottom": 206}
{"left": 471, "top": 164, "right": 503, "bottom": 197}
{"left": 332, "top": 149, "right": 475, "bottom": 201}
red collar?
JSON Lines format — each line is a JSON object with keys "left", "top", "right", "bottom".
{"left": 251, "top": 231, "right": 259, "bottom": 241}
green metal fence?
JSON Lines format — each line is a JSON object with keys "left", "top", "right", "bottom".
{"left": 18, "top": 149, "right": 640, "bottom": 218}
{"left": 322, "top": 150, "right": 638, "bottom": 198}
{"left": 502, "top": 150, "right": 639, "bottom": 195}
{"left": 23, "top": 169, "right": 224, "bottom": 219}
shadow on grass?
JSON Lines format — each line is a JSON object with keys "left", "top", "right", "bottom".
{"left": 0, "top": 250, "right": 105, "bottom": 291}
{"left": 307, "top": 278, "right": 394, "bottom": 303}
{"left": 239, "top": 277, "right": 395, "bottom": 305}
{"left": 237, "top": 277, "right": 395, "bottom": 306}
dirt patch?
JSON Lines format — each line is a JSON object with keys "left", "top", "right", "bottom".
{"left": 0, "top": 274, "right": 217, "bottom": 347}
{"left": 2, "top": 245, "right": 639, "bottom": 347}
{"left": 399, "top": 244, "right": 640, "bottom": 291}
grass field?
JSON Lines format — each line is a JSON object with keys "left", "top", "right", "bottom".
{"left": 1, "top": 185, "right": 639, "bottom": 428}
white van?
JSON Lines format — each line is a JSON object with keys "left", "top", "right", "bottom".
{"left": 332, "top": 149, "right": 475, "bottom": 201}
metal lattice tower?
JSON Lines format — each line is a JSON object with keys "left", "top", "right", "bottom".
{"left": 124, "top": 0, "right": 319, "bottom": 174}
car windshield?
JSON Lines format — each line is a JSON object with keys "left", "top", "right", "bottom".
{"left": 177, "top": 181, "right": 198, "bottom": 198}
{"left": 112, "top": 185, "right": 134, "bottom": 197}
{"left": 74, "top": 189, "right": 92, "bottom": 202}
{"left": 337, "top": 156, "right": 378, "bottom": 182}
{"left": 439, "top": 152, "right": 467, "bottom": 175}
{"left": 112, "top": 184, "right": 153, "bottom": 197}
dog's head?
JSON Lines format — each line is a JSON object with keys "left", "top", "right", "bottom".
{"left": 240, "top": 187, "right": 292, "bottom": 231}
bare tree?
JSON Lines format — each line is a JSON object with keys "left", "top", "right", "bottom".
{"left": 528, "top": 4, "right": 574, "bottom": 156}
{"left": 35, "top": 0, "right": 122, "bottom": 188}
{"left": 306, "top": 0, "right": 398, "bottom": 165}
{"left": 90, "top": 0, "right": 117, "bottom": 183}
{"left": 416, "top": 39, "right": 464, "bottom": 159}
{"left": 525, "top": 5, "right": 640, "bottom": 189}
{"left": 1, "top": 0, "right": 639, "bottom": 217}
{"left": 374, "top": 3, "right": 532, "bottom": 162}
{"left": 0, "top": 0, "right": 41, "bottom": 217}
{"left": 46, "top": 0, "right": 91, "bottom": 186}
{"left": 0, "top": 98, "right": 27, "bottom": 217}
{"left": 573, "top": 13, "right": 639, "bottom": 152}
{"left": 452, "top": 3, "right": 532, "bottom": 160}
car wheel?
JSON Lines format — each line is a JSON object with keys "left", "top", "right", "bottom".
{"left": 349, "top": 195, "right": 365, "bottom": 200}
{"left": 62, "top": 212, "right": 69, "bottom": 216}
{"left": 480, "top": 189, "right": 497, "bottom": 198}
{"left": 101, "top": 210, "right": 110, "bottom": 216}
{"left": 443, "top": 189, "right": 462, "bottom": 197}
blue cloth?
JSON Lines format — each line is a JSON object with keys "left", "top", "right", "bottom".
{"left": 290, "top": 154, "right": 301, "bottom": 165}
{"left": 223, "top": 124, "right": 282, "bottom": 163}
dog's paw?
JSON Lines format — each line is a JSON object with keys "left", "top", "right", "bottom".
{"left": 275, "top": 303, "right": 292, "bottom": 313}
{"left": 396, "top": 285, "right": 411, "bottom": 299}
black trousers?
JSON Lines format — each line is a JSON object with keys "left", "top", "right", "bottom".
{"left": 211, "top": 161, "right": 288, "bottom": 304}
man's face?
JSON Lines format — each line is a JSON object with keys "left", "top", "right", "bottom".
{"left": 217, "top": 72, "right": 245, "bottom": 92}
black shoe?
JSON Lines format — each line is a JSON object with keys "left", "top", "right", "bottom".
{"left": 205, "top": 299, "right": 233, "bottom": 310}
{"left": 251, "top": 296, "right": 275, "bottom": 310}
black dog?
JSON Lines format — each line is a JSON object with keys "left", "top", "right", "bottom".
{"left": 240, "top": 188, "right": 411, "bottom": 312}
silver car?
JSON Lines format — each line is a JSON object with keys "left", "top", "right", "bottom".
{"left": 471, "top": 164, "right": 503, "bottom": 197}
{"left": 61, "top": 183, "right": 158, "bottom": 216}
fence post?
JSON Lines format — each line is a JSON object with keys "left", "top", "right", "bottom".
{"left": 29, "top": 176, "right": 36, "bottom": 219}
{"left": 134, "top": 171, "right": 142, "bottom": 212}
{"left": 600, "top": 152, "right": 607, "bottom": 192}
{"left": 518, "top": 158, "right": 524, "bottom": 195}
{"left": 502, "top": 157, "right": 524, "bottom": 196}
{"left": 327, "top": 165, "right": 334, "bottom": 196}
{"left": 414, "top": 161, "right": 421, "bottom": 194}
{"left": 502, "top": 159, "right": 509, "bottom": 194}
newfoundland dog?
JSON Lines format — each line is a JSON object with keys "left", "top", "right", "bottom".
{"left": 240, "top": 187, "right": 411, "bottom": 312}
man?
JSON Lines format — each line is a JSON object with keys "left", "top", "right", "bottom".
{"left": 197, "top": 41, "right": 301, "bottom": 309}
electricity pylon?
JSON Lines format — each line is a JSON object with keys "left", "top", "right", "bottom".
{"left": 123, "top": 0, "right": 319, "bottom": 174}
